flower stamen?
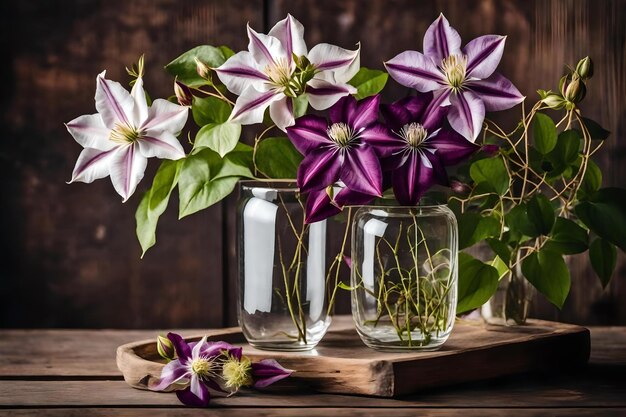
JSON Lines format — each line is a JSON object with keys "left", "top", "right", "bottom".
{"left": 221, "top": 355, "right": 253, "bottom": 390}
{"left": 327, "top": 122, "right": 356, "bottom": 148}
{"left": 190, "top": 357, "right": 219, "bottom": 379}
{"left": 109, "top": 122, "right": 141, "bottom": 144}
{"left": 441, "top": 54, "right": 468, "bottom": 89}
{"left": 265, "top": 57, "right": 293, "bottom": 90}
{"left": 399, "top": 122, "right": 428, "bottom": 148}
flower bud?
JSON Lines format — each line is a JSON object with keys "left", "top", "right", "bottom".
{"left": 481, "top": 144, "right": 500, "bottom": 156}
{"left": 450, "top": 179, "right": 471, "bottom": 195}
{"left": 194, "top": 57, "right": 211, "bottom": 80}
{"left": 564, "top": 75, "right": 586, "bottom": 103}
{"left": 157, "top": 335, "right": 176, "bottom": 361}
{"left": 174, "top": 80, "right": 193, "bottom": 107}
{"left": 541, "top": 93, "right": 566, "bottom": 109}
{"left": 575, "top": 56, "right": 593, "bottom": 80}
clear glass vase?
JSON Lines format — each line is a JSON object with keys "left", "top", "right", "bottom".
{"left": 237, "top": 180, "right": 331, "bottom": 351}
{"left": 351, "top": 205, "right": 458, "bottom": 351}
{"left": 481, "top": 250, "right": 535, "bottom": 325}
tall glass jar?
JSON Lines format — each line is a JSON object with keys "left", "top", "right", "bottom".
{"left": 351, "top": 205, "right": 458, "bottom": 351}
{"left": 237, "top": 180, "right": 331, "bottom": 351}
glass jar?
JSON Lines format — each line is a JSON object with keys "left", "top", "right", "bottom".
{"left": 237, "top": 180, "right": 331, "bottom": 351}
{"left": 351, "top": 205, "right": 458, "bottom": 351}
{"left": 481, "top": 249, "right": 535, "bottom": 325}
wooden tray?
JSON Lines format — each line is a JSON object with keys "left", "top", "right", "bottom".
{"left": 116, "top": 316, "right": 590, "bottom": 397}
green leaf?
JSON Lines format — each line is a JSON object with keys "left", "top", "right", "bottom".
{"left": 589, "top": 238, "right": 617, "bottom": 288}
{"left": 457, "top": 253, "right": 500, "bottom": 314}
{"left": 581, "top": 117, "right": 610, "bottom": 140}
{"left": 457, "top": 212, "right": 501, "bottom": 249}
{"left": 544, "top": 217, "right": 588, "bottom": 255}
{"left": 135, "top": 160, "right": 182, "bottom": 257}
{"left": 578, "top": 159, "right": 602, "bottom": 199}
{"left": 521, "top": 249, "right": 570, "bottom": 309}
{"left": 293, "top": 95, "right": 309, "bottom": 118}
{"left": 469, "top": 155, "right": 510, "bottom": 196}
{"left": 256, "top": 137, "right": 304, "bottom": 179}
{"left": 505, "top": 204, "right": 539, "bottom": 238}
{"left": 575, "top": 187, "right": 626, "bottom": 251}
{"left": 533, "top": 113, "right": 558, "bottom": 154}
{"left": 165, "top": 45, "right": 232, "bottom": 87}
{"left": 348, "top": 67, "right": 388, "bottom": 100}
{"left": 486, "top": 238, "right": 511, "bottom": 265}
{"left": 192, "top": 96, "right": 231, "bottom": 126}
{"left": 526, "top": 194, "right": 555, "bottom": 235}
{"left": 546, "top": 129, "right": 580, "bottom": 176}
{"left": 218, "top": 143, "right": 255, "bottom": 180}
{"left": 194, "top": 122, "right": 242, "bottom": 157}
{"left": 178, "top": 149, "right": 239, "bottom": 218}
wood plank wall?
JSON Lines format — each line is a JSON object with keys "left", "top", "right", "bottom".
{"left": 1, "top": 0, "right": 624, "bottom": 328}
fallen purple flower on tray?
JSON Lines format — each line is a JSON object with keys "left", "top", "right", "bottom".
{"left": 150, "top": 332, "right": 293, "bottom": 407}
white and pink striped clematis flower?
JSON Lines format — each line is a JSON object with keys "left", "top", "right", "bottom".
{"left": 215, "top": 14, "right": 360, "bottom": 131}
{"left": 66, "top": 72, "right": 188, "bottom": 202}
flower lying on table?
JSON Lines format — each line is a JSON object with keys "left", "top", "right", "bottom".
{"left": 151, "top": 332, "right": 293, "bottom": 407}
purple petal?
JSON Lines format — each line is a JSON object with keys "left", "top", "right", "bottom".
{"left": 68, "top": 147, "right": 116, "bottom": 184}
{"left": 423, "top": 14, "right": 462, "bottom": 63}
{"left": 466, "top": 72, "right": 525, "bottom": 111}
{"left": 199, "top": 341, "right": 241, "bottom": 359}
{"left": 329, "top": 95, "right": 356, "bottom": 125}
{"left": 65, "top": 113, "right": 115, "bottom": 151}
{"left": 268, "top": 14, "right": 308, "bottom": 65}
{"left": 421, "top": 89, "right": 451, "bottom": 129}
{"left": 381, "top": 100, "right": 414, "bottom": 131}
{"left": 149, "top": 360, "right": 190, "bottom": 391}
{"left": 428, "top": 130, "right": 479, "bottom": 165}
{"left": 384, "top": 51, "right": 443, "bottom": 92}
{"left": 339, "top": 145, "right": 383, "bottom": 197}
{"left": 463, "top": 35, "right": 506, "bottom": 80}
{"left": 95, "top": 71, "right": 134, "bottom": 128}
{"left": 109, "top": 144, "right": 148, "bottom": 203}
{"left": 297, "top": 147, "right": 342, "bottom": 193}
{"left": 481, "top": 144, "right": 500, "bottom": 156}
{"left": 305, "top": 188, "right": 341, "bottom": 224}
{"left": 448, "top": 90, "right": 485, "bottom": 142}
{"left": 251, "top": 359, "right": 293, "bottom": 388}
{"left": 138, "top": 131, "right": 185, "bottom": 160}
{"left": 229, "top": 87, "right": 281, "bottom": 125}
{"left": 215, "top": 51, "right": 268, "bottom": 96}
{"left": 306, "top": 78, "right": 356, "bottom": 111}
{"left": 392, "top": 151, "right": 436, "bottom": 205}
{"left": 343, "top": 255, "right": 353, "bottom": 270}
{"left": 176, "top": 384, "right": 210, "bottom": 407}
{"left": 350, "top": 95, "right": 380, "bottom": 131}
{"left": 269, "top": 95, "right": 295, "bottom": 132}
{"left": 190, "top": 374, "right": 210, "bottom": 405}
{"left": 358, "top": 122, "right": 399, "bottom": 158}
{"left": 334, "top": 187, "right": 376, "bottom": 207}
{"left": 286, "top": 115, "right": 331, "bottom": 155}
{"left": 427, "top": 150, "right": 450, "bottom": 186}
{"left": 167, "top": 332, "right": 192, "bottom": 362}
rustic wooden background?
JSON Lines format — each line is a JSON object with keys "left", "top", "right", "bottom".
{"left": 1, "top": 0, "right": 624, "bottom": 329}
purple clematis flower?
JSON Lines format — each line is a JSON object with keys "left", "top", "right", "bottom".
{"left": 66, "top": 72, "right": 188, "bottom": 201}
{"left": 286, "top": 95, "right": 393, "bottom": 197}
{"left": 380, "top": 92, "right": 479, "bottom": 205}
{"left": 216, "top": 14, "right": 359, "bottom": 131}
{"left": 150, "top": 333, "right": 293, "bottom": 407}
{"left": 384, "top": 14, "right": 524, "bottom": 141}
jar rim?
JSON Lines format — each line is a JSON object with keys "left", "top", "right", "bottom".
{"left": 239, "top": 179, "right": 299, "bottom": 192}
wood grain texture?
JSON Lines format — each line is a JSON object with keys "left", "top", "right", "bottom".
{"left": 115, "top": 317, "right": 590, "bottom": 396}
{"left": 1, "top": 0, "right": 624, "bottom": 329}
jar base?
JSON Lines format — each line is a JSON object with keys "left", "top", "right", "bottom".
{"left": 356, "top": 327, "right": 450, "bottom": 351}
{"left": 248, "top": 341, "right": 318, "bottom": 352}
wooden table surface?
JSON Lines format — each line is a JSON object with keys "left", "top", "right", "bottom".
{"left": 1, "top": 318, "right": 625, "bottom": 416}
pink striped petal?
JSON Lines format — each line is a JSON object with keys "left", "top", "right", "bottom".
{"left": 229, "top": 87, "right": 282, "bottom": 125}
{"left": 286, "top": 115, "right": 332, "bottom": 155}
{"left": 149, "top": 360, "right": 190, "bottom": 391}
{"left": 138, "top": 131, "right": 185, "bottom": 160}
{"left": 268, "top": 14, "right": 308, "bottom": 65}
{"left": 306, "top": 78, "right": 356, "bottom": 111}
{"left": 251, "top": 359, "right": 294, "bottom": 388}
{"left": 95, "top": 71, "right": 134, "bottom": 128}
{"left": 384, "top": 51, "right": 444, "bottom": 92}
{"left": 448, "top": 90, "right": 485, "bottom": 142}
{"left": 215, "top": 51, "right": 269, "bottom": 95}
{"left": 423, "top": 14, "right": 462, "bottom": 64}
{"left": 247, "top": 24, "right": 286, "bottom": 67}
{"left": 69, "top": 147, "right": 116, "bottom": 184}
{"left": 340, "top": 145, "right": 383, "bottom": 197}
{"left": 269, "top": 95, "right": 295, "bottom": 131}
{"left": 463, "top": 35, "right": 506, "bottom": 79}
{"left": 65, "top": 113, "right": 115, "bottom": 151}
{"left": 466, "top": 72, "right": 525, "bottom": 111}
{"left": 141, "top": 99, "right": 189, "bottom": 134}
{"left": 109, "top": 143, "right": 148, "bottom": 202}
{"left": 308, "top": 43, "right": 360, "bottom": 84}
